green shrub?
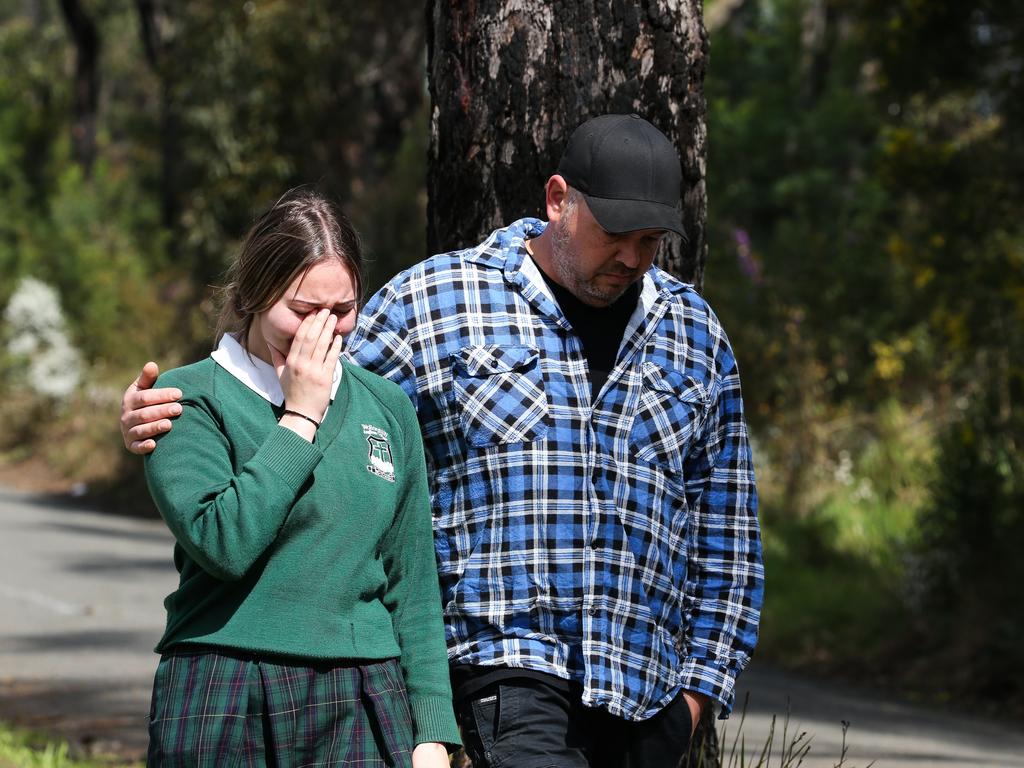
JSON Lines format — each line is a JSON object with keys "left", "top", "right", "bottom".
{"left": 911, "top": 398, "right": 1024, "bottom": 706}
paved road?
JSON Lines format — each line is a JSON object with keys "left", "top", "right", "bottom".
{"left": 0, "top": 486, "right": 175, "bottom": 759}
{"left": 2, "top": 486, "right": 1023, "bottom": 765}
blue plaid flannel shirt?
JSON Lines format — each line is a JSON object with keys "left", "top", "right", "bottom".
{"left": 345, "top": 218, "right": 763, "bottom": 720}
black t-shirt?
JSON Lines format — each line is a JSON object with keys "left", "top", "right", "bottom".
{"left": 538, "top": 268, "right": 640, "bottom": 401}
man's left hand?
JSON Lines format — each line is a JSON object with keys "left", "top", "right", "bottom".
{"left": 683, "top": 691, "right": 710, "bottom": 735}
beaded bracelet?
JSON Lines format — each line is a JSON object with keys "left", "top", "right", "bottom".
{"left": 281, "top": 409, "right": 321, "bottom": 429}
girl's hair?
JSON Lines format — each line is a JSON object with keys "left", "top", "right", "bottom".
{"left": 214, "top": 189, "right": 363, "bottom": 348}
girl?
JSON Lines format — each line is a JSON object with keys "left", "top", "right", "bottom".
{"left": 144, "top": 190, "right": 457, "bottom": 767}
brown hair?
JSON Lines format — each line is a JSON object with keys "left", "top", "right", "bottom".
{"left": 214, "top": 189, "right": 363, "bottom": 349}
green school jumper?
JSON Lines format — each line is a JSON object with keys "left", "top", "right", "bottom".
{"left": 144, "top": 357, "right": 459, "bottom": 746}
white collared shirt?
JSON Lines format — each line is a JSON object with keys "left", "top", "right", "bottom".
{"left": 211, "top": 333, "right": 342, "bottom": 415}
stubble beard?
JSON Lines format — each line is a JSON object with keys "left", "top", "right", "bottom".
{"left": 549, "top": 218, "right": 630, "bottom": 308}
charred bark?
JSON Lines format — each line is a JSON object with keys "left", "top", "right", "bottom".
{"left": 426, "top": 0, "right": 708, "bottom": 290}
{"left": 134, "top": 0, "right": 179, "bottom": 235}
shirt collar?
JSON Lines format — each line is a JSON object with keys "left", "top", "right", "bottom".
{"left": 211, "top": 332, "right": 342, "bottom": 406}
{"left": 519, "top": 237, "right": 658, "bottom": 326}
{"left": 470, "top": 217, "right": 674, "bottom": 333}
{"left": 623, "top": 272, "right": 659, "bottom": 341}
{"left": 464, "top": 217, "right": 547, "bottom": 273}
{"left": 520, "top": 249, "right": 555, "bottom": 302}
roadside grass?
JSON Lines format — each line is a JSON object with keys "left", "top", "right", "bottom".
{"left": 707, "top": 698, "right": 875, "bottom": 768}
{"left": 0, "top": 723, "right": 140, "bottom": 768}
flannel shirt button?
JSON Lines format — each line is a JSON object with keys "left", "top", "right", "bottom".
{"left": 587, "top": 606, "right": 597, "bottom": 616}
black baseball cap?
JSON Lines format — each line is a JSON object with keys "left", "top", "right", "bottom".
{"left": 556, "top": 113, "right": 685, "bottom": 237}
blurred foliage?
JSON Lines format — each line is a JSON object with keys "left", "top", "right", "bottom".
{"left": 133, "top": 0, "right": 429, "bottom": 299}
{"left": 0, "top": 0, "right": 427, "bottom": 362}
{"left": 0, "top": 0, "right": 427, "bottom": 506}
{"left": 913, "top": 400, "right": 1024, "bottom": 705}
{"left": 706, "top": 0, "right": 1023, "bottom": 711}
{"left": 0, "top": 719, "right": 138, "bottom": 767}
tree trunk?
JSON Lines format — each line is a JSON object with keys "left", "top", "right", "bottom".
{"left": 426, "top": 0, "right": 708, "bottom": 290}
{"left": 134, "top": 0, "right": 180, "bottom": 238}
{"left": 427, "top": 2, "right": 718, "bottom": 764}
{"left": 58, "top": 0, "right": 100, "bottom": 175}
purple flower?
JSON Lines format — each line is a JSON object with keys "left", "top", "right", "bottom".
{"left": 733, "top": 228, "right": 763, "bottom": 284}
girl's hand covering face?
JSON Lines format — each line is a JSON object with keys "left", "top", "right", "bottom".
{"left": 270, "top": 308, "right": 343, "bottom": 421}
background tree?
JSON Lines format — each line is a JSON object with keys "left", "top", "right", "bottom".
{"left": 427, "top": 1, "right": 721, "bottom": 762}
{"left": 57, "top": 0, "right": 99, "bottom": 174}
{"left": 125, "top": 1, "right": 429, "bottom": 300}
{"left": 427, "top": 0, "right": 709, "bottom": 289}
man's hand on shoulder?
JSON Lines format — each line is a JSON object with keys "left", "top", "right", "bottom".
{"left": 120, "top": 361, "right": 182, "bottom": 455}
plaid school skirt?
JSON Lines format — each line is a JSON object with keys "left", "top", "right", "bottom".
{"left": 147, "top": 646, "right": 414, "bottom": 767}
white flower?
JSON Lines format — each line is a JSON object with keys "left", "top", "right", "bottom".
{"left": 3, "top": 277, "right": 83, "bottom": 399}
{"left": 833, "top": 449, "right": 855, "bottom": 486}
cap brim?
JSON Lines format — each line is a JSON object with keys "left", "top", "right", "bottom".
{"left": 582, "top": 193, "right": 686, "bottom": 238}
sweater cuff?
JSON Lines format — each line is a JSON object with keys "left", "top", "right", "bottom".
{"left": 252, "top": 425, "right": 323, "bottom": 490}
{"left": 411, "top": 695, "right": 461, "bottom": 748}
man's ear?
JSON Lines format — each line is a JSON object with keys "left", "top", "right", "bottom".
{"left": 545, "top": 175, "right": 570, "bottom": 223}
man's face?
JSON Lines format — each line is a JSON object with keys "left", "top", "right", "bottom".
{"left": 549, "top": 197, "right": 665, "bottom": 307}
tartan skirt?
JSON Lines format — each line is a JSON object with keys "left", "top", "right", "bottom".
{"left": 147, "top": 646, "right": 414, "bottom": 767}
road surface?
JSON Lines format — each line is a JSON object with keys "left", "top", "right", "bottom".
{"left": 1, "top": 486, "right": 1023, "bottom": 765}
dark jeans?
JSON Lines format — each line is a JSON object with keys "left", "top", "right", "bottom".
{"left": 456, "top": 677, "right": 693, "bottom": 768}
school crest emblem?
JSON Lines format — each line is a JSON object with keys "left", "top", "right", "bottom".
{"left": 362, "top": 424, "right": 395, "bottom": 482}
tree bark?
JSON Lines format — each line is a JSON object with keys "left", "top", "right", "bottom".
{"left": 427, "top": 2, "right": 718, "bottom": 764}
{"left": 134, "top": 0, "right": 179, "bottom": 236}
{"left": 58, "top": 0, "right": 100, "bottom": 175}
{"left": 426, "top": 0, "right": 708, "bottom": 290}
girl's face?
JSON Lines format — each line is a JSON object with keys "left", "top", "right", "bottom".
{"left": 247, "top": 259, "right": 357, "bottom": 365}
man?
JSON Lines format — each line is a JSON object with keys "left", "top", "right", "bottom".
{"left": 122, "top": 114, "right": 764, "bottom": 767}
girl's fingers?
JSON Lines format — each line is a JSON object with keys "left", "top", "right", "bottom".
{"left": 290, "top": 309, "right": 327, "bottom": 362}
{"left": 312, "top": 313, "right": 337, "bottom": 364}
{"left": 268, "top": 344, "right": 287, "bottom": 379}
{"left": 326, "top": 333, "right": 343, "bottom": 367}
{"left": 286, "top": 312, "right": 312, "bottom": 361}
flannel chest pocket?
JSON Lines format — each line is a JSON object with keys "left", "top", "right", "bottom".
{"left": 630, "top": 363, "right": 709, "bottom": 474}
{"left": 451, "top": 345, "right": 550, "bottom": 447}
